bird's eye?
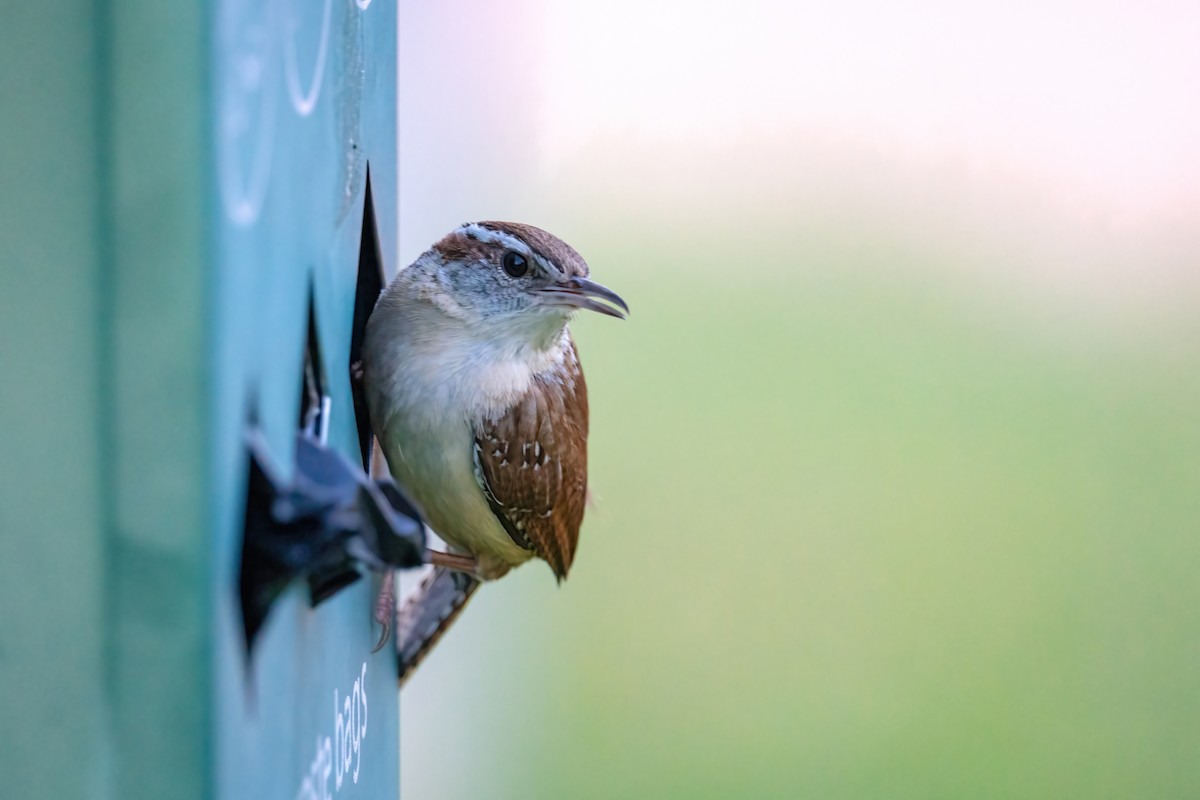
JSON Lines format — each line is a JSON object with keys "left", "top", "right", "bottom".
{"left": 502, "top": 251, "right": 529, "bottom": 278}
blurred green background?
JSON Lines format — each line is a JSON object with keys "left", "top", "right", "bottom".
{"left": 397, "top": 3, "right": 1200, "bottom": 797}
{"left": 401, "top": 206, "right": 1200, "bottom": 799}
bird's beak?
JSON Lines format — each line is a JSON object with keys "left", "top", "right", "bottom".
{"left": 536, "top": 276, "right": 629, "bottom": 320}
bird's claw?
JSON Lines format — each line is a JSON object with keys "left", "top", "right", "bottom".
{"left": 372, "top": 570, "right": 395, "bottom": 652}
{"left": 372, "top": 619, "right": 391, "bottom": 653}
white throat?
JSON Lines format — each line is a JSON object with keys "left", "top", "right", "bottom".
{"left": 365, "top": 285, "right": 573, "bottom": 428}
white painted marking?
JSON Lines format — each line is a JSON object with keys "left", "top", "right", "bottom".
{"left": 284, "top": 0, "right": 332, "bottom": 116}
{"left": 217, "top": 3, "right": 279, "bottom": 227}
{"left": 295, "top": 661, "right": 369, "bottom": 799}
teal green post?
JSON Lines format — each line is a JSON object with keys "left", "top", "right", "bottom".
{"left": 1, "top": 2, "right": 402, "bottom": 798}
{"left": 1, "top": 3, "right": 111, "bottom": 798}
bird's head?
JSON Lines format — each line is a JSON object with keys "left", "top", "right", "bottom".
{"left": 412, "top": 221, "right": 628, "bottom": 350}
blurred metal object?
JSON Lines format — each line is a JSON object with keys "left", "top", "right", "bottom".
{"left": 240, "top": 431, "right": 426, "bottom": 653}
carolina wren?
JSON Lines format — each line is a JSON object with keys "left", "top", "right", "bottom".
{"left": 361, "top": 222, "right": 627, "bottom": 676}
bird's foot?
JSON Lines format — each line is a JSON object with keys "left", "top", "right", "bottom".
{"left": 373, "top": 555, "right": 479, "bottom": 651}
{"left": 371, "top": 570, "right": 395, "bottom": 652}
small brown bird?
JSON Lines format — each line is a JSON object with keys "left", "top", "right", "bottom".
{"left": 361, "top": 222, "right": 626, "bottom": 680}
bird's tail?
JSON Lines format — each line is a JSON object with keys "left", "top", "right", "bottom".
{"left": 396, "top": 566, "right": 479, "bottom": 685}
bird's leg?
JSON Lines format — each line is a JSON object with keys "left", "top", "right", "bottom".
{"left": 372, "top": 554, "right": 477, "bottom": 652}
{"left": 426, "top": 550, "right": 480, "bottom": 575}
{"left": 372, "top": 570, "right": 396, "bottom": 652}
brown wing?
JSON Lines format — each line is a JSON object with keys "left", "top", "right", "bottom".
{"left": 474, "top": 341, "right": 589, "bottom": 580}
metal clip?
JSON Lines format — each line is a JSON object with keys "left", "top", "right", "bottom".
{"left": 239, "top": 429, "right": 426, "bottom": 652}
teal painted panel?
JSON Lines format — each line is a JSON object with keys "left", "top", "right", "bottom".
{"left": 107, "top": 1, "right": 212, "bottom": 797}
{"left": 210, "top": 2, "right": 401, "bottom": 799}
{"left": 1, "top": 1, "right": 401, "bottom": 798}
{"left": 0, "top": 3, "right": 108, "bottom": 798}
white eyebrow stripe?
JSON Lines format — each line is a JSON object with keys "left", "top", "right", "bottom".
{"left": 456, "top": 223, "right": 529, "bottom": 255}
{"left": 454, "top": 222, "right": 565, "bottom": 277}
